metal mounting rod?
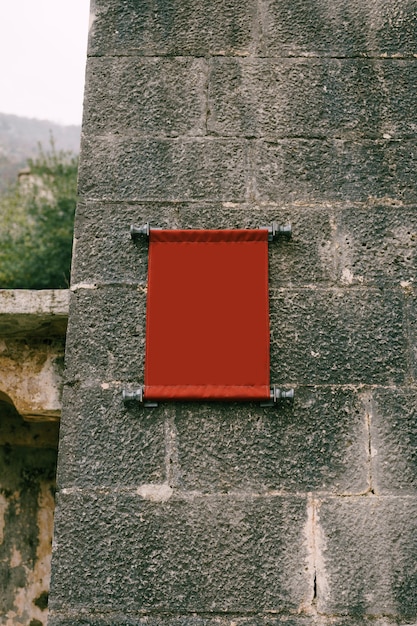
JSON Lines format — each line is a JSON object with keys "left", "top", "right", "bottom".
{"left": 130, "top": 223, "right": 292, "bottom": 241}
{"left": 130, "top": 223, "right": 150, "bottom": 238}
{"left": 122, "top": 387, "right": 159, "bottom": 407}
{"left": 260, "top": 386, "right": 295, "bottom": 407}
{"left": 122, "top": 387, "right": 144, "bottom": 403}
{"left": 123, "top": 385, "right": 293, "bottom": 407}
{"left": 271, "top": 386, "right": 295, "bottom": 401}
{"left": 260, "top": 223, "right": 292, "bottom": 242}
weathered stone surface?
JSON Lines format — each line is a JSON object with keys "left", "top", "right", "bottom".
{"left": 270, "top": 287, "right": 406, "bottom": 385}
{"left": 405, "top": 289, "right": 417, "bottom": 381}
{"left": 50, "top": 493, "right": 310, "bottom": 613}
{"left": 72, "top": 200, "right": 417, "bottom": 290}
{"left": 0, "top": 296, "right": 63, "bottom": 623}
{"left": 370, "top": 388, "right": 417, "bottom": 494}
{"left": 0, "top": 338, "right": 65, "bottom": 422}
{"left": 317, "top": 496, "right": 417, "bottom": 618}
{"left": 48, "top": 619, "right": 399, "bottom": 626}
{"left": 56, "top": 384, "right": 166, "bottom": 488}
{"left": 259, "top": 0, "right": 417, "bottom": 57}
{"left": 88, "top": 0, "right": 257, "bottom": 56}
{"left": 208, "top": 59, "right": 417, "bottom": 139}
{"left": 72, "top": 202, "right": 417, "bottom": 289}
{"left": 71, "top": 202, "right": 175, "bottom": 286}
{"left": 0, "top": 400, "right": 59, "bottom": 448}
{"left": 49, "top": 615, "right": 317, "bottom": 626}
{"left": 328, "top": 621, "right": 398, "bottom": 626}
{"left": 328, "top": 205, "right": 417, "bottom": 287}
{"left": 64, "top": 286, "right": 146, "bottom": 383}
{"left": 88, "top": 0, "right": 417, "bottom": 59}
{"left": 51, "top": 0, "right": 417, "bottom": 623}
{"left": 0, "top": 290, "right": 67, "bottom": 421}
{"left": 78, "top": 138, "right": 417, "bottom": 207}
{"left": 254, "top": 139, "right": 417, "bottom": 204}
{"left": 71, "top": 202, "right": 332, "bottom": 286}
{"left": 0, "top": 419, "right": 56, "bottom": 626}
{"left": 78, "top": 138, "right": 248, "bottom": 202}
{"left": 83, "top": 57, "right": 207, "bottom": 136}
{"left": 175, "top": 387, "right": 368, "bottom": 494}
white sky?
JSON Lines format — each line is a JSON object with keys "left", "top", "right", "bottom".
{"left": 0, "top": 0, "right": 90, "bottom": 126}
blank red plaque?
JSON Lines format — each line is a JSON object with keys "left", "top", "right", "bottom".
{"left": 144, "top": 229, "right": 270, "bottom": 400}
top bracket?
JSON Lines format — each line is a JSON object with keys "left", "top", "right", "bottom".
{"left": 130, "top": 223, "right": 150, "bottom": 238}
{"left": 130, "top": 223, "right": 291, "bottom": 242}
{"left": 262, "top": 222, "right": 292, "bottom": 242}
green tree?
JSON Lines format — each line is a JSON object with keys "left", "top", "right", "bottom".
{"left": 0, "top": 144, "right": 78, "bottom": 289}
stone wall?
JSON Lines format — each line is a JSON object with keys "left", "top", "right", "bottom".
{"left": 0, "top": 403, "right": 59, "bottom": 626}
{"left": 0, "top": 290, "right": 66, "bottom": 625}
{"left": 49, "top": 1, "right": 417, "bottom": 624}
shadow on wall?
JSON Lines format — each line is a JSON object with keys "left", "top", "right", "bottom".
{"left": 0, "top": 399, "right": 59, "bottom": 626}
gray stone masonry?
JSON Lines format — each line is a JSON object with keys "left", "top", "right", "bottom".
{"left": 49, "top": 0, "right": 417, "bottom": 624}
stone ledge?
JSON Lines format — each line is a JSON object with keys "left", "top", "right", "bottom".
{"left": 0, "top": 290, "right": 69, "bottom": 421}
{"left": 0, "top": 289, "right": 69, "bottom": 337}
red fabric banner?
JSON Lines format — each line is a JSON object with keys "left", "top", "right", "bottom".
{"left": 144, "top": 229, "right": 270, "bottom": 400}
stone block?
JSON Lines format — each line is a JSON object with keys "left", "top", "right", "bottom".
{"left": 254, "top": 139, "right": 417, "bottom": 204}
{"left": 370, "top": 388, "right": 417, "bottom": 494}
{"left": 64, "top": 286, "right": 146, "bottom": 384}
{"left": 57, "top": 384, "right": 166, "bottom": 488}
{"left": 71, "top": 202, "right": 333, "bottom": 286}
{"left": 405, "top": 289, "right": 417, "bottom": 381}
{"left": 175, "top": 387, "right": 368, "bottom": 494}
{"left": 179, "top": 205, "right": 333, "bottom": 286}
{"left": 0, "top": 288, "right": 68, "bottom": 338}
{"left": 71, "top": 202, "right": 179, "bottom": 286}
{"left": 50, "top": 493, "right": 310, "bottom": 613}
{"left": 49, "top": 615, "right": 316, "bottom": 626}
{"left": 270, "top": 287, "right": 406, "bottom": 385}
{"left": 83, "top": 57, "right": 207, "bottom": 137}
{"left": 259, "top": 0, "right": 417, "bottom": 57}
{"left": 176, "top": 204, "right": 334, "bottom": 286}
{"left": 78, "top": 138, "right": 248, "bottom": 202}
{"left": 317, "top": 496, "right": 417, "bottom": 618}
{"left": 333, "top": 205, "right": 417, "bottom": 287}
{"left": 208, "top": 59, "right": 417, "bottom": 139}
{"left": 77, "top": 137, "right": 417, "bottom": 206}
{"left": 88, "top": 0, "right": 257, "bottom": 56}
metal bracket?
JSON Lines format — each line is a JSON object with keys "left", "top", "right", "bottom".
{"left": 130, "top": 223, "right": 150, "bottom": 238}
{"left": 130, "top": 223, "right": 292, "bottom": 243}
{"left": 127, "top": 223, "right": 292, "bottom": 409}
{"left": 260, "top": 223, "right": 292, "bottom": 242}
{"left": 122, "top": 387, "right": 158, "bottom": 408}
{"left": 122, "top": 387, "right": 144, "bottom": 403}
{"left": 260, "top": 386, "right": 295, "bottom": 407}
{"left": 123, "top": 386, "right": 293, "bottom": 408}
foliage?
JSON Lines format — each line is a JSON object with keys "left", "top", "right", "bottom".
{"left": 0, "top": 143, "right": 78, "bottom": 289}
{"left": 0, "top": 113, "right": 80, "bottom": 194}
